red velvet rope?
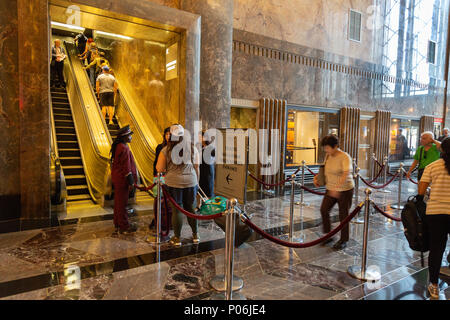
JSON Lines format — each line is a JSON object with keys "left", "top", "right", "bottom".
{"left": 371, "top": 202, "right": 402, "bottom": 222}
{"left": 162, "top": 186, "right": 225, "bottom": 220}
{"left": 299, "top": 185, "right": 326, "bottom": 196}
{"left": 359, "top": 172, "right": 399, "bottom": 189}
{"left": 134, "top": 183, "right": 156, "bottom": 192}
{"left": 406, "top": 175, "right": 419, "bottom": 185}
{"left": 248, "top": 173, "right": 292, "bottom": 189}
{"left": 368, "top": 165, "right": 385, "bottom": 184}
{"left": 241, "top": 204, "right": 363, "bottom": 248}
{"left": 305, "top": 166, "right": 318, "bottom": 176}
{"left": 374, "top": 158, "right": 383, "bottom": 168}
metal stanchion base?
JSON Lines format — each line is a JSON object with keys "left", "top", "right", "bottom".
{"left": 378, "top": 189, "right": 391, "bottom": 193}
{"left": 295, "top": 202, "right": 310, "bottom": 207}
{"left": 210, "top": 275, "right": 244, "bottom": 292}
{"left": 280, "top": 234, "right": 305, "bottom": 243}
{"left": 209, "top": 292, "right": 246, "bottom": 300}
{"left": 145, "top": 234, "right": 170, "bottom": 245}
{"left": 347, "top": 265, "right": 381, "bottom": 282}
{"left": 351, "top": 216, "right": 365, "bottom": 224}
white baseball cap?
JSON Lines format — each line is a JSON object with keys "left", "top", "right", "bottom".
{"left": 170, "top": 124, "right": 184, "bottom": 137}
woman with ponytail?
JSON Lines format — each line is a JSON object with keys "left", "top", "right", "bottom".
{"left": 418, "top": 137, "right": 450, "bottom": 299}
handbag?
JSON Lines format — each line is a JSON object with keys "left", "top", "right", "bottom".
{"left": 316, "top": 155, "right": 328, "bottom": 187}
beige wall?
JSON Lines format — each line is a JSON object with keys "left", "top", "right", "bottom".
{"left": 233, "top": 0, "right": 379, "bottom": 63}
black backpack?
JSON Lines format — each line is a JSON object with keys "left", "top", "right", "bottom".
{"left": 401, "top": 195, "right": 429, "bottom": 253}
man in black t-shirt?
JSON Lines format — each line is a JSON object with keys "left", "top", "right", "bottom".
{"left": 74, "top": 33, "right": 87, "bottom": 55}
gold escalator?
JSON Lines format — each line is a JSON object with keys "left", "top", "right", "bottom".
{"left": 63, "top": 41, "right": 112, "bottom": 204}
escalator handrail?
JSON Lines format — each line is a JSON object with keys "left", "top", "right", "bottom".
{"left": 115, "top": 85, "right": 155, "bottom": 186}
{"left": 65, "top": 41, "right": 111, "bottom": 162}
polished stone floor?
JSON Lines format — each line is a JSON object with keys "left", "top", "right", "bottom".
{"left": 0, "top": 180, "right": 449, "bottom": 300}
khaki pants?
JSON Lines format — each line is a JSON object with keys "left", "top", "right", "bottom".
{"left": 320, "top": 189, "right": 354, "bottom": 242}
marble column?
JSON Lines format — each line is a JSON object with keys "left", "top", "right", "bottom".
{"left": 0, "top": 0, "right": 50, "bottom": 233}
{"left": 0, "top": 0, "right": 21, "bottom": 232}
{"left": 181, "top": 0, "right": 233, "bottom": 130}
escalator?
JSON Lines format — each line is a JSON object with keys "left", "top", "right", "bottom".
{"left": 51, "top": 87, "right": 91, "bottom": 202}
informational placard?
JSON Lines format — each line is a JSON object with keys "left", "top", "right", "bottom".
{"left": 214, "top": 129, "right": 249, "bottom": 204}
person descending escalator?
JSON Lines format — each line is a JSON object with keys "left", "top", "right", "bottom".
{"left": 50, "top": 39, "right": 66, "bottom": 88}
{"left": 111, "top": 125, "right": 138, "bottom": 234}
{"left": 74, "top": 32, "right": 88, "bottom": 55}
{"left": 96, "top": 65, "right": 118, "bottom": 125}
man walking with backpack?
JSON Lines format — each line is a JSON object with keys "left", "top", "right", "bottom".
{"left": 406, "top": 132, "right": 441, "bottom": 182}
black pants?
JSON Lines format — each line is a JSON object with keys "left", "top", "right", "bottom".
{"left": 320, "top": 189, "right": 354, "bottom": 242}
{"left": 426, "top": 214, "right": 450, "bottom": 284}
{"left": 51, "top": 61, "right": 65, "bottom": 87}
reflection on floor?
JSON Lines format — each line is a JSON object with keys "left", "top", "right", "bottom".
{"left": 0, "top": 180, "right": 449, "bottom": 300}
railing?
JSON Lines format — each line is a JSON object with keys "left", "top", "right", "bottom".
{"left": 64, "top": 42, "right": 111, "bottom": 203}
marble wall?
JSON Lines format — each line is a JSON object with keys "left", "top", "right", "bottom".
{"left": 0, "top": 0, "right": 21, "bottom": 230}
{"left": 110, "top": 39, "right": 181, "bottom": 135}
{"left": 233, "top": 0, "right": 380, "bottom": 64}
{"left": 180, "top": 0, "right": 234, "bottom": 130}
{"left": 0, "top": 0, "right": 51, "bottom": 232}
{"left": 231, "top": 29, "right": 445, "bottom": 118}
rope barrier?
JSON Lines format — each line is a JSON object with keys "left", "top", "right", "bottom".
{"left": 248, "top": 172, "right": 293, "bottom": 189}
{"left": 240, "top": 203, "right": 363, "bottom": 248}
{"left": 305, "top": 166, "right": 317, "bottom": 176}
{"left": 374, "top": 158, "right": 383, "bottom": 168}
{"left": 405, "top": 175, "right": 419, "bottom": 185}
{"left": 162, "top": 186, "right": 226, "bottom": 220}
{"left": 371, "top": 201, "right": 402, "bottom": 222}
{"left": 299, "top": 184, "right": 326, "bottom": 196}
{"left": 359, "top": 172, "right": 399, "bottom": 189}
{"left": 134, "top": 183, "right": 156, "bottom": 192}
{"left": 368, "top": 165, "right": 384, "bottom": 184}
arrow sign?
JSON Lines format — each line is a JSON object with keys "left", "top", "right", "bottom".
{"left": 226, "top": 174, "right": 233, "bottom": 184}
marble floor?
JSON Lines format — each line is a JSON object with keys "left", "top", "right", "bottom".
{"left": 0, "top": 180, "right": 449, "bottom": 300}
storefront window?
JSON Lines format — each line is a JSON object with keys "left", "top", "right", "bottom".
{"left": 389, "top": 118, "right": 420, "bottom": 162}
{"left": 285, "top": 108, "right": 339, "bottom": 167}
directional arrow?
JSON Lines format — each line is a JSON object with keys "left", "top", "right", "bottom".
{"left": 226, "top": 174, "right": 233, "bottom": 184}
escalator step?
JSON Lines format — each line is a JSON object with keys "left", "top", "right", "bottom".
{"left": 53, "top": 108, "right": 71, "bottom": 114}
{"left": 60, "top": 157, "right": 82, "bottom": 166}
{"left": 56, "top": 133, "right": 77, "bottom": 141}
{"left": 58, "top": 141, "right": 78, "bottom": 149}
{"left": 65, "top": 175, "right": 87, "bottom": 186}
{"left": 59, "top": 149, "right": 81, "bottom": 157}
{"left": 67, "top": 185, "right": 89, "bottom": 196}
{"left": 62, "top": 165, "right": 84, "bottom": 175}
{"left": 55, "top": 127, "right": 75, "bottom": 134}
{"left": 54, "top": 114, "right": 72, "bottom": 121}
{"left": 67, "top": 194, "right": 92, "bottom": 202}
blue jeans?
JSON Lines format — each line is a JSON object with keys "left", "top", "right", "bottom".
{"left": 166, "top": 185, "right": 198, "bottom": 238}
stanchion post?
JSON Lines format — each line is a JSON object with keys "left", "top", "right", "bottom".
{"left": 156, "top": 172, "right": 162, "bottom": 245}
{"left": 289, "top": 174, "right": 296, "bottom": 241}
{"left": 211, "top": 199, "right": 246, "bottom": 300}
{"left": 352, "top": 167, "right": 364, "bottom": 224}
{"left": 391, "top": 163, "right": 404, "bottom": 211}
{"left": 348, "top": 189, "right": 381, "bottom": 282}
{"left": 380, "top": 155, "right": 391, "bottom": 193}
{"left": 147, "top": 173, "right": 169, "bottom": 245}
{"left": 209, "top": 203, "right": 244, "bottom": 293}
{"left": 301, "top": 160, "right": 305, "bottom": 205}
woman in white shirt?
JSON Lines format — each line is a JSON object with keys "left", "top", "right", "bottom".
{"left": 314, "top": 135, "right": 355, "bottom": 250}
{"left": 418, "top": 137, "right": 450, "bottom": 299}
